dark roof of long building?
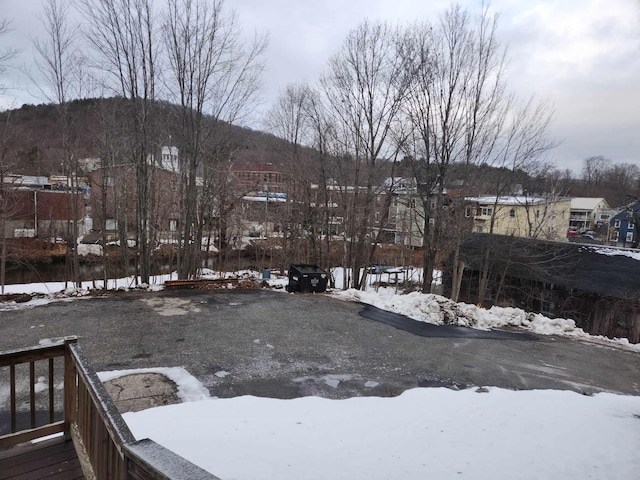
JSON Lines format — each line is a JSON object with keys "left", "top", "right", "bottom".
{"left": 456, "top": 233, "right": 640, "bottom": 301}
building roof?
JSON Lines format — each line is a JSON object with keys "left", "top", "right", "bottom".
{"left": 570, "top": 197, "right": 608, "bottom": 210}
{"left": 456, "top": 233, "right": 640, "bottom": 301}
{"left": 231, "top": 163, "right": 280, "bottom": 173}
{"left": 465, "top": 196, "right": 565, "bottom": 206}
{"left": 611, "top": 200, "right": 640, "bottom": 221}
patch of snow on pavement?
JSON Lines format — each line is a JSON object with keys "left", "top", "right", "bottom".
{"left": 97, "top": 367, "right": 210, "bottom": 402}
{"left": 139, "top": 297, "right": 202, "bottom": 316}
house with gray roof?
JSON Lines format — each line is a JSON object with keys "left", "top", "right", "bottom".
{"left": 569, "top": 197, "right": 610, "bottom": 232}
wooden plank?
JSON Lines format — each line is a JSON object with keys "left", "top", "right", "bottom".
{"left": 0, "top": 344, "right": 67, "bottom": 368}
{"left": 164, "top": 278, "right": 240, "bottom": 288}
{"left": 68, "top": 343, "right": 135, "bottom": 446}
{"left": 0, "top": 422, "right": 65, "bottom": 450}
{"left": 63, "top": 344, "right": 76, "bottom": 440}
{"left": 0, "top": 440, "right": 76, "bottom": 476}
{"left": 0, "top": 437, "right": 84, "bottom": 480}
{"left": 49, "top": 358, "right": 55, "bottom": 424}
{"left": 30, "top": 361, "right": 36, "bottom": 429}
{"left": 10, "top": 364, "right": 16, "bottom": 433}
{"left": 124, "top": 438, "right": 220, "bottom": 480}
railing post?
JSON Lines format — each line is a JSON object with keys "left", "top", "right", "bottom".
{"left": 63, "top": 336, "right": 78, "bottom": 440}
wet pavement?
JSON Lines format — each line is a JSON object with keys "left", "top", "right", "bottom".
{"left": 1, "top": 289, "right": 639, "bottom": 404}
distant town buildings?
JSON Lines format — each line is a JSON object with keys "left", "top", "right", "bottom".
{"left": 1, "top": 152, "right": 639, "bottom": 250}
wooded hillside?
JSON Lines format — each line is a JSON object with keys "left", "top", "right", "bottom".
{"left": 0, "top": 97, "right": 307, "bottom": 176}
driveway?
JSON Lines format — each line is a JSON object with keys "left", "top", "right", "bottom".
{"left": 2, "top": 289, "right": 639, "bottom": 400}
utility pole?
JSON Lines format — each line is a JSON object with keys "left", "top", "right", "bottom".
{"left": 264, "top": 177, "right": 269, "bottom": 238}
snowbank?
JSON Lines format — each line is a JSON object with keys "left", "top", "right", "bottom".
{"left": 589, "top": 246, "right": 640, "bottom": 261}
{"left": 332, "top": 288, "right": 640, "bottom": 351}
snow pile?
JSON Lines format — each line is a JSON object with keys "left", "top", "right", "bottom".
{"left": 0, "top": 273, "right": 178, "bottom": 311}
{"left": 332, "top": 288, "right": 640, "bottom": 350}
{"left": 588, "top": 246, "right": 640, "bottom": 261}
{"left": 77, "top": 243, "right": 103, "bottom": 256}
{"left": 199, "top": 268, "right": 259, "bottom": 280}
{"left": 123, "top": 387, "right": 640, "bottom": 480}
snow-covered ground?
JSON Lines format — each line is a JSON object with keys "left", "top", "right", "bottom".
{"left": 4, "top": 268, "right": 638, "bottom": 479}
{"left": 117, "top": 368, "right": 640, "bottom": 480}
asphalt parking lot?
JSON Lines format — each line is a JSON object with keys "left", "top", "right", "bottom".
{"left": 2, "top": 288, "right": 640, "bottom": 399}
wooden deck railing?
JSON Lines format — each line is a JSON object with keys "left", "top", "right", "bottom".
{"left": 0, "top": 338, "right": 218, "bottom": 480}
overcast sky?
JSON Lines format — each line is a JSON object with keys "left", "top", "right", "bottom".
{"left": 1, "top": 0, "right": 639, "bottom": 174}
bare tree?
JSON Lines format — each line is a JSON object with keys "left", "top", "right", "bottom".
{"left": 582, "top": 155, "right": 608, "bottom": 193}
{"left": 473, "top": 97, "right": 556, "bottom": 303}
{"left": 396, "top": 5, "right": 556, "bottom": 300}
{"left": 319, "top": 20, "right": 411, "bottom": 289}
{"left": 33, "top": 0, "right": 82, "bottom": 287}
{"left": 0, "top": 19, "right": 20, "bottom": 293}
{"left": 78, "top": 0, "right": 159, "bottom": 284}
{"left": 401, "top": 5, "right": 508, "bottom": 294}
{"left": 164, "top": 0, "right": 267, "bottom": 279}
{"left": 265, "top": 83, "right": 323, "bottom": 270}
{"left": 0, "top": 18, "right": 19, "bottom": 91}
{"left": 0, "top": 111, "right": 22, "bottom": 293}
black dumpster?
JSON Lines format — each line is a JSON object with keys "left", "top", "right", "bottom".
{"left": 286, "top": 264, "right": 329, "bottom": 293}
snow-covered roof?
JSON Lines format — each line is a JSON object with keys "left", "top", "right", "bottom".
{"left": 242, "top": 195, "right": 287, "bottom": 203}
{"left": 570, "top": 197, "right": 607, "bottom": 210}
{"left": 466, "top": 196, "right": 554, "bottom": 206}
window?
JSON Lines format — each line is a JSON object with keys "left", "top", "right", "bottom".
{"left": 535, "top": 209, "right": 540, "bottom": 218}
{"left": 104, "top": 176, "right": 114, "bottom": 187}
{"left": 612, "top": 231, "right": 619, "bottom": 242}
{"left": 626, "top": 232, "right": 634, "bottom": 242}
{"left": 169, "top": 220, "right": 177, "bottom": 232}
{"left": 629, "top": 222, "right": 635, "bottom": 230}
{"left": 465, "top": 206, "right": 473, "bottom": 218}
{"left": 509, "top": 209, "right": 515, "bottom": 218}
{"left": 614, "top": 219, "right": 621, "bottom": 228}
{"left": 481, "top": 207, "right": 492, "bottom": 216}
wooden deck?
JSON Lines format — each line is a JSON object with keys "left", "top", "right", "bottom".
{"left": 0, "top": 339, "right": 218, "bottom": 480}
{"left": 0, "top": 437, "right": 84, "bottom": 480}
